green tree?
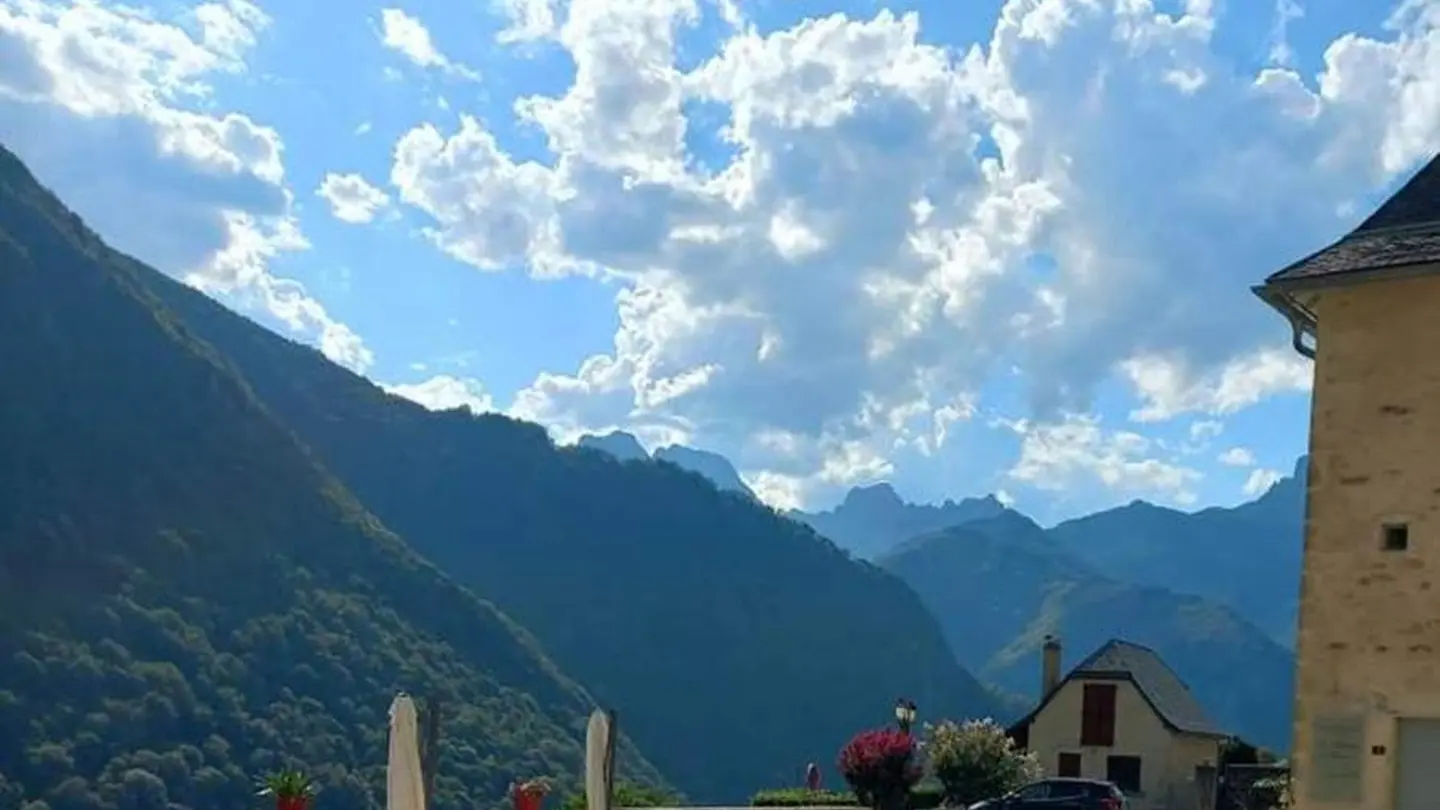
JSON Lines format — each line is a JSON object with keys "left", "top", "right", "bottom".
{"left": 924, "top": 720, "right": 1040, "bottom": 806}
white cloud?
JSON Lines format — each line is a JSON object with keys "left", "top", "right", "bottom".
{"left": 494, "top": 0, "right": 560, "bottom": 44}
{"left": 317, "top": 172, "right": 391, "bottom": 224}
{"left": 1243, "top": 467, "right": 1283, "bottom": 497}
{"left": 1218, "top": 447, "right": 1256, "bottom": 467}
{"left": 1005, "top": 414, "right": 1203, "bottom": 506}
{"left": 391, "top": 117, "right": 561, "bottom": 272}
{"left": 1121, "top": 348, "right": 1313, "bottom": 423}
{"left": 389, "top": 0, "right": 1440, "bottom": 507}
{"left": 1189, "top": 420, "right": 1224, "bottom": 441}
{"left": 379, "top": 8, "right": 480, "bottom": 80}
{"left": 1268, "top": 0, "right": 1305, "bottom": 66}
{"left": 0, "top": 0, "right": 372, "bottom": 372}
{"left": 384, "top": 375, "right": 496, "bottom": 413}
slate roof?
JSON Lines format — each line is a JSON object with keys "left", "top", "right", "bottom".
{"left": 1009, "top": 639, "right": 1226, "bottom": 738}
{"left": 1265, "top": 153, "right": 1440, "bottom": 286}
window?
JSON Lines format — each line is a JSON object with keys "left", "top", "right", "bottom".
{"left": 1080, "top": 683, "right": 1118, "bottom": 746}
{"left": 1014, "top": 783, "right": 1048, "bottom": 801}
{"left": 1048, "top": 782, "right": 1085, "bottom": 799}
{"left": 1383, "top": 523, "right": 1409, "bottom": 551}
{"left": 1057, "top": 752, "right": 1081, "bottom": 777}
{"left": 1106, "top": 755, "right": 1142, "bottom": 794}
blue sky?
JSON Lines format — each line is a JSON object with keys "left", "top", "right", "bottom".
{"left": 2, "top": 0, "right": 1437, "bottom": 523}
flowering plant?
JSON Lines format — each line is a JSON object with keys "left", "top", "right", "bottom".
{"left": 925, "top": 719, "right": 1041, "bottom": 806}
{"left": 512, "top": 777, "right": 552, "bottom": 810}
{"left": 838, "top": 729, "right": 921, "bottom": 810}
{"left": 512, "top": 778, "right": 552, "bottom": 796}
{"left": 256, "top": 769, "right": 318, "bottom": 810}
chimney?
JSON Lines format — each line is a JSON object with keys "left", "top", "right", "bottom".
{"left": 1042, "top": 635, "right": 1061, "bottom": 696}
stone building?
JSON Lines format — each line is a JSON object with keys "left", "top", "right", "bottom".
{"left": 1254, "top": 154, "right": 1440, "bottom": 810}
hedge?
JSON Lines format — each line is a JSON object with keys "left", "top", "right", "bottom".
{"left": 749, "top": 786, "right": 943, "bottom": 808}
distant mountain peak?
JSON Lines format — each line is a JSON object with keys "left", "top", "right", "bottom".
{"left": 576, "top": 430, "right": 650, "bottom": 462}
{"left": 574, "top": 432, "right": 756, "bottom": 498}
{"left": 795, "top": 484, "right": 1010, "bottom": 560}
{"left": 842, "top": 482, "right": 905, "bottom": 509}
{"left": 653, "top": 444, "right": 754, "bottom": 497}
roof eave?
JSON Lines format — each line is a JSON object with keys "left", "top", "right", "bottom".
{"left": 1007, "top": 669, "right": 1225, "bottom": 740}
{"left": 1253, "top": 283, "right": 1317, "bottom": 360}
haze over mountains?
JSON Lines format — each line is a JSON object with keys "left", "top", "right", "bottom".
{"left": 0, "top": 144, "right": 995, "bottom": 810}
{"left": 583, "top": 430, "right": 1305, "bottom": 752}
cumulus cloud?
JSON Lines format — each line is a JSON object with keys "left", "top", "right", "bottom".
{"left": 0, "top": 0, "right": 372, "bottom": 372}
{"left": 1243, "top": 467, "right": 1284, "bottom": 497}
{"left": 493, "top": 0, "right": 560, "bottom": 44}
{"left": 1004, "top": 414, "right": 1203, "bottom": 506}
{"left": 386, "top": 0, "right": 1440, "bottom": 507}
{"left": 1120, "top": 348, "right": 1312, "bottom": 423}
{"left": 1218, "top": 447, "right": 1257, "bottom": 467}
{"left": 379, "top": 8, "right": 480, "bottom": 80}
{"left": 317, "top": 172, "right": 391, "bottom": 224}
{"left": 384, "top": 375, "right": 496, "bottom": 413}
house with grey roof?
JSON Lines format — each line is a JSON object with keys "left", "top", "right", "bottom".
{"left": 1007, "top": 637, "right": 1226, "bottom": 810}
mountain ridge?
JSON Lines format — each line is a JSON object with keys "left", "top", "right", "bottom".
{"left": 877, "top": 514, "right": 1295, "bottom": 751}
{"left": 792, "top": 486, "right": 1009, "bottom": 561}
{"left": 576, "top": 430, "right": 756, "bottom": 498}
{"left": 130, "top": 230, "right": 1000, "bottom": 799}
{"left": 0, "top": 143, "right": 664, "bottom": 810}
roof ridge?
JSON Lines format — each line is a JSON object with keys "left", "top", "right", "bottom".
{"left": 1344, "top": 220, "right": 1440, "bottom": 239}
{"left": 1260, "top": 151, "right": 1440, "bottom": 287}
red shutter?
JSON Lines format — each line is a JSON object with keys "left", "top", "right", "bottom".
{"left": 1081, "top": 683, "right": 1117, "bottom": 746}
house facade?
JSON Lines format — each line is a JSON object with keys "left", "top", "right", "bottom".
{"left": 1254, "top": 155, "right": 1440, "bottom": 810}
{"left": 1008, "top": 638, "right": 1224, "bottom": 810}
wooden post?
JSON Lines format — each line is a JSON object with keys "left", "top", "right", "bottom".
{"left": 420, "top": 697, "right": 442, "bottom": 810}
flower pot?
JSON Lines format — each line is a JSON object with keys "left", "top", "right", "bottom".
{"left": 276, "top": 796, "right": 311, "bottom": 810}
{"left": 513, "top": 790, "right": 545, "bottom": 810}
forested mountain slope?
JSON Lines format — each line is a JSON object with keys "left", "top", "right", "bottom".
{"left": 0, "top": 145, "right": 661, "bottom": 810}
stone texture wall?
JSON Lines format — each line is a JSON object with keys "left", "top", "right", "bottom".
{"left": 1292, "top": 272, "right": 1440, "bottom": 810}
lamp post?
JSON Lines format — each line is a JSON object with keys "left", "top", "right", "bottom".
{"left": 894, "top": 698, "right": 917, "bottom": 735}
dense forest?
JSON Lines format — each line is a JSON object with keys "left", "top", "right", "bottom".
{"left": 0, "top": 145, "right": 664, "bottom": 810}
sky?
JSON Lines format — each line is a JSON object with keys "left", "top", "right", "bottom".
{"left": 0, "top": 0, "right": 1436, "bottom": 524}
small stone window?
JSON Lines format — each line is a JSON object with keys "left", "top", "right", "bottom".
{"left": 1383, "top": 522, "right": 1410, "bottom": 552}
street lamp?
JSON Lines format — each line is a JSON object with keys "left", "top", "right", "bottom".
{"left": 894, "top": 698, "right": 917, "bottom": 734}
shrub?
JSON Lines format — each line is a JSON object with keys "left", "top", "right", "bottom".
{"left": 837, "top": 730, "right": 921, "bottom": 810}
{"left": 1254, "top": 776, "right": 1291, "bottom": 810}
{"left": 750, "top": 789, "right": 860, "bottom": 806}
{"left": 925, "top": 719, "right": 1042, "bottom": 806}
{"left": 749, "top": 785, "right": 941, "bottom": 808}
{"left": 559, "top": 781, "right": 681, "bottom": 810}
{"left": 907, "top": 783, "right": 943, "bottom": 810}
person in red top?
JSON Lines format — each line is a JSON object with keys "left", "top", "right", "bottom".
{"left": 805, "top": 762, "right": 821, "bottom": 791}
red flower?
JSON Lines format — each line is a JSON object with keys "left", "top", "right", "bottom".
{"left": 837, "top": 729, "right": 921, "bottom": 810}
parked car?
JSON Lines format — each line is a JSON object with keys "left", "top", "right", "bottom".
{"left": 966, "top": 778, "right": 1128, "bottom": 810}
